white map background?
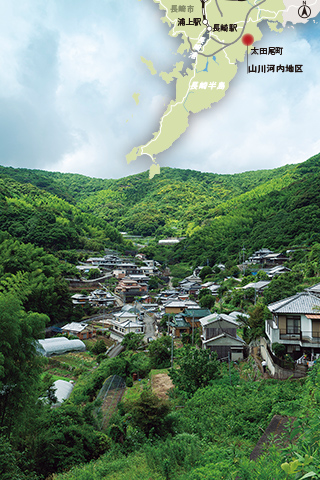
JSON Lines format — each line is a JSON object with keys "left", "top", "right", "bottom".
{"left": 0, "top": 0, "right": 319, "bottom": 178}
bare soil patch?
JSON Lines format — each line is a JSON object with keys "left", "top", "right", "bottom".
{"left": 152, "top": 373, "right": 173, "bottom": 399}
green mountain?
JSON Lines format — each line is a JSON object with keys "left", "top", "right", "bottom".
{"left": 0, "top": 161, "right": 296, "bottom": 238}
{"left": 1, "top": 152, "right": 320, "bottom": 265}
{"left": 172, "top": 153, "right": 320, "bottom": 266}
{"left": 0, "top": 167, "right": 122, "bottom": 252}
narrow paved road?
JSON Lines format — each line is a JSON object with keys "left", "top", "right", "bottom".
{"left": 108, "top": 344, "right": 124, "bottom": 358}
{"left": 143, "top": 312, "right": 156, "bottom": 341}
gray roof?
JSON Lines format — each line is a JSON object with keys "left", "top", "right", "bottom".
{"left": 268, "top": 265, "right": 291, "bottom": 274}
{"left": 268, "top": 292, "right": 320, "bottom": 314}
{"left": 307, "top": 282, "right": 320, "bottom": 294}
{"left": 62, "top": 322, "right": 88, "bottom": 333}
{"left": 200, "top": 313, "right": 238, "bottom": 328}
{"left": 229, "top": 311, "right": 250, "bottom": 321}
{"left": 202, "top": 332, "right": 245, "bottom": 345}
{"left": 242, "top": 281, "right": 270, "bottom": 290}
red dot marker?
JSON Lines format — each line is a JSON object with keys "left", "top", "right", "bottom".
{"left": 242, "top": 34, "right": 254, "bottom": 74}
{"left": 242, "top": 33, "right": 254, "bottom": 46}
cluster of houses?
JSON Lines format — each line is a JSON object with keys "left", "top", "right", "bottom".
{"left": 71, "top": 289, "right": 117, "bottom": 307}
{"left": 244, "top": 249, "right": 291, "bottom": 278}
{"left": 73, "top": 253, "right": 161, "bottom": 304}
{"left": 52, "top": 246, "right": 320, "bottom": 375}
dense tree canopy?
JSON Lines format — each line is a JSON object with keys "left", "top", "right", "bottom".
{"left": 0, "top": 293, "right": 48, "bottom": 433}
{"left": 169, "top": 345, "right": 220, "bottom": 395}
{"left": 0, "top": 238, "right": 73, "bottom": 324}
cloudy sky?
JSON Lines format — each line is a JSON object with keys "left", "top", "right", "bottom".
{"left": 0, "top": 0, "right": 320, "bottom": 179}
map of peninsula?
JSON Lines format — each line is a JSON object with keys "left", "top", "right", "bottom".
{"left": 127, "top": 0, "right": 292, "bottom": 175}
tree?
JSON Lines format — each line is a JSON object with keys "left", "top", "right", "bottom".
{"left": 0, "top": 293, "right": 48, "bottom": 433}
{"left": 122, "top": 332, "right": 145, "bottom": 351}
{"left": 198, "top": 288, "right": 212, "bottom": 300}
{"left": 199, "top": 294, "right": 215, "bottom": 309}
{"left": 199, "top": 266, "right": 212, "bottom": 281}
{"left": 91, "top": 339, "right": 107, "bottom": 355}
{"left": 148, "top": 276, "right": 160, "bottom": 290}
{"left": 122, "top": 389, "right": 171, "bottom": 437}
{"left": 263, "top": 271, "right": 304, "bottom": 304}
{"left": 0, "top": 435, "right": 24, "bottom": 480}
{"left": 86, "top": 268, "right": 101, "bottom": 280}
{"left": 0, "top": 239, "right": 73, "bottom": 324}
{"left": 238, "top": 302, "right": 269, "bottom": 344}
{"left": 148, "top": 336, "right": 172, "bottom": 369}
{"left": 272, "top": 342, "right": 286, "bottom": 358}
{"left": 169, "top": 345, "right": 220, "bottom": 395}
{"left": 32, "top": 404, "right": 109, "bottom": 477}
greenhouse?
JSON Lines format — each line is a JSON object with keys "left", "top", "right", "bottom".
{"left": 53, "top": 380, "right": 74, "bottom": 406}
{"left": 38, "top": 337, "right": 86, "bottom": 356}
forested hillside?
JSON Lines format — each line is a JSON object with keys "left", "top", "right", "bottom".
{"left": 0, "top": 173, "right": 122, "bottom": 252}
{"left": 0, "top": 162, "right": 296, "bottom": 238}
{"left": 1, "top": 153, "right": 320, "bottom": 267}
{"left": 171, "top": 154, "right": 320, "bottom": 266}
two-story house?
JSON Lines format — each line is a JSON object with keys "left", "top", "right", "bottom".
{"left": 200, "top": 313, "right": 246, "bottom": 361}
{"left": 266, "top": 291, "right": 320, "bottom": 360}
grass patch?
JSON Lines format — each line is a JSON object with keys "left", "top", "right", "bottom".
{"left": 150, "top": 368, "right": 169, "bottom": 377}
{"left": 41, "top": 372, "right": 71, "bottom": 382}
{"left": 122, "top": 378, "right": 150, "bottom": 402}
{"left": 54, "top": 451, "right": 164, "bottom": 480}
{"left": 123, "top": 369, "right": 171, "bottom": 402}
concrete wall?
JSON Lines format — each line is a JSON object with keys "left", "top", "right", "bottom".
{"left": 259, "top": 337, "right": 307, "bottom": 379}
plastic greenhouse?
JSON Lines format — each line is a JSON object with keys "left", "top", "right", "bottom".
{"left": 53, "top": 380, "right": 74, "bottom": 406}
{"left": 38, "top": 337, "right": 86, "bottom": 356}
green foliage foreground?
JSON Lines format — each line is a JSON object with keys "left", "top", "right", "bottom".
{"left": 51, "top": 359, "right": 320, "bottom": 480}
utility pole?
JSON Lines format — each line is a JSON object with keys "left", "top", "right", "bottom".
{"left": 242, "top": 246, "right": 246, "bottom": 275}
{"left": 192, "top": 313, "right": 195, "bottom": 346}
{"left": 171, "top": 315, "right": 174, "bottom": 368}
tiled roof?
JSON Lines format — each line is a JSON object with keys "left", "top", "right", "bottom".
{"left": 202, "top": 332, "right": 245, "bottom": 345}
{"left": 200, "top": 313, "right": 238, "bottom": 327}
{"left": 184, "top": 308, "right": 211, "bottom": 317}
{"left": 307, "top": 282, "right": 320, "bottom": 294}
{"left": 268, "top": 292, "right": 320, "bottom": 314}
{"left": 170, "top": 317, "right": 190, "bottom": 328}
{"left": 242, "top": 281, "right": 270, "bottom": 290}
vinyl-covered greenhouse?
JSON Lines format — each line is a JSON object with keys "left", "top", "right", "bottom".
{"left": 38, "top": 337, "right": 86, "bottom": 357}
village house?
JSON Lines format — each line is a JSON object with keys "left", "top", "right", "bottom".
{"left": 265, "top": 291, "right": 320, "bottom": 360}
{"left": 184, "top": 308, "right": 211, "bottom": 329}
{"left": 164, "top": 299, "right": 199, "bottom": 315}
{"left": 241, "top": 281, "right": 271, "bottom": 294}
{"left": 247, "top": 248, "right": 274, "bottom": 264}
{"left": 62, "top": 322, "right": 96, "bottom": 340}
{"left": 179, "top": 281, "right": 202, "bottom": 296}
{"left": 111, "top": 311, "right": 144, "bottom": 335}
{"left": 71, "top": 293, "right": 90, "bottom": 305}
{"left": 115, "top": 277, "right": 147, "bottom": 302}
{"left": 267, "top": 265, "right": 291, "bottom": 278}
{"left": 167, "top": 308, "right": 211, "bottom": 338}
{"left": 261, "top": 252, "right": 289, "bottom": 267}
{"left": 200, "top": 313, "right": 246, "bottom": 361}
{"left": 167, "top": 315, "right": 191, "bottom": 338}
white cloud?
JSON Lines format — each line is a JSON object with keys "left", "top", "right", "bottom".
{"left": 0, "top": 1, "right": 319, "bottom": 178}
